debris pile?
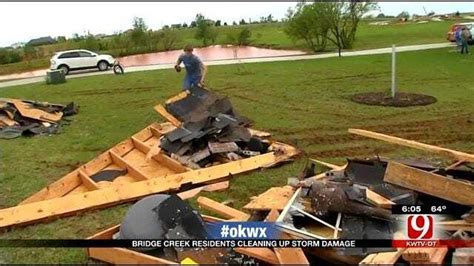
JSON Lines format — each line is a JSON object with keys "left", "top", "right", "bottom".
{"left": 157, "top": 87, "right": 280, "bottom": 168}
{"left": 0, "top": 98, "right": 78, "bottom": 139}
{"left": 88, "top": 128, "right": 474, "bottom": 265}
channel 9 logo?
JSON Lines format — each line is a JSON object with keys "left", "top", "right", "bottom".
{"left": 407, "top": 214, "right": 434, "bottom": 239}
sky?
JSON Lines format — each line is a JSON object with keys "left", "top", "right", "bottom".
{"left": 0, "top": 2, "right": 473, "bottom": 47}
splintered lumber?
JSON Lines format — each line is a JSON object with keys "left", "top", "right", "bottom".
{"left": 12, "top": 100, "right": 63, "bottom": 123}
{"left": 0, "top": 118, "right": 298, "bottom": 229}
{"left": 437, "top": 220, "right": 474, "bottom": 231}
{"left": 264, "top": 208, "right": 309, "bottom": 265}
{"left": 154, "top": 104, "right": 181, "bottom": 127}
{"left": 310, "top": 158, "right": 343, "bottom": 170}
{"left": 202, "top": 181, "right": 229, "bottom": 192}
{"left": 265, "top": 209, "right": 280, "bottom": 222}
{"left": 243, "top": 186, "right": 295, "bottom": 211}
{"left": 366, "top": 189, "right": 395, "bottom": 209}
{"left": 0, "top": 153, "right": 277, "bottom": 229}
{"left": 359, "top": 251, "right": 403, "bottom": 265}
{"left": 349, "top": 128, "right": 474, "bottom": 163}
{"left": 403, "top": 247, "right": 448, "bottom": 264}
{"left": 384, "top": 162, "right": 474, "bottom": 205}
{"left": 197, "top": 196, "right": 250, "bottom": 221}
{"left": 274, "top": 232, "right": 309, "bottom": 265}
{"left": 402, "top": 248, "right": 438, "bottom": 262}
{"left": 177, "top": 187, "right": 204, "bottom": 200}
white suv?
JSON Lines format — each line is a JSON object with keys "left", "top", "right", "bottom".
{"left": 50, "top": 49, "right": 116, "bottom": 75}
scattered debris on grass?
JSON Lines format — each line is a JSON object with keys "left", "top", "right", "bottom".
{"left": 88, "top": 128, "right": 473, "bottom": 265}
{"left": 0, "top": 87, "right": 298, "bottom": 229}
{"left": 0, "top": 98, "right": 78, "bottom": 139}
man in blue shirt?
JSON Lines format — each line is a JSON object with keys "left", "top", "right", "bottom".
{"left": 175, "top": 44, "right": 207, "bottom": 90}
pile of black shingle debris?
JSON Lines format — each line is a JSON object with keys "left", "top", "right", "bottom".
{"left": 0, "top": 98, "right": 78, "bottom": 139}
{"left": 160, "top": 87, "right": 270, "bottom": 168}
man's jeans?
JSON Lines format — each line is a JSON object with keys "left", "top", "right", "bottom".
{"left": 183, "top": 75, "right": 202, "bottom": 90}
{"left": 461, "top": 40, "right": 469, "bottom": 54}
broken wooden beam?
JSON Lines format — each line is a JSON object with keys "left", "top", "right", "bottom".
{"left": 0, "top": 153, "right": 277, "bottom": 229}
{"left": 197, "top": 196, "right": 250, "bottom": 221}
{"left": 366, "top": 189, "right": 395, "bottom": 209}
{"left": 154, "top": 104, "right": 181, "bottom": 127}
{"left": 384, "top": 161, "right": 474, "bottom": 205}
{"left": 349, "top": 128, "right": 474, "bottom": 163}
{"left": 436, "top": 220, "right": 474, "bottom": 232}
{"left": 243, "top": 186, "right": 294, "bottom": 211}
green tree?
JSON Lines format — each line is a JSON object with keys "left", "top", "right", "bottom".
{"left": 159, "top": 28, "right": 181, "bottom": 51}
{"left": 131, "top": 17, "right": 148, "bottom": 46}
{"left": 195, "top": 14, "right": 219, "bottom": 46}
{"left": 238, "top": 28, "right": 252, "bottom": 45}
{"left": 285, "top": 3, "right": 331, "bottom": 52}
{"left": 285, "top": 1, "right": 377, "bottom": 54}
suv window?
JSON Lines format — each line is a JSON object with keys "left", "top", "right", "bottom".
{"left": 78, "top": 51, "right": 93, "bottom": 57}
{"left": 58, "top": 52, "right": 80, "bottom": 59}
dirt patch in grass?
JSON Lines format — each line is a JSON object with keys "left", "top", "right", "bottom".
{"left": 351, "top": 92, "right": 437, "bottom": 107}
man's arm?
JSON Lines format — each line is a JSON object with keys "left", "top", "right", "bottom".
{"left": 200, "top": 64, "right": 207, "bottom": 84}
{"left": 175, "top": 55, "right": 183, "bottom": 68}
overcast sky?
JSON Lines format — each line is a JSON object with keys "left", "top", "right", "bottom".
{"left": 1, "top": 2, "right": 473, "bottom": 47}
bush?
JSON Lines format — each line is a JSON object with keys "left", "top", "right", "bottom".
{"left": 0, "top": 49, "right": 22, "bottom": 65}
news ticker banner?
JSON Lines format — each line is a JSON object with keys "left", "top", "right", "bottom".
{"left": 1, "top": 239, "right": 473, "bottom": 249}
{"left": 0, "top": 205, "right": 471, "bottom": 249}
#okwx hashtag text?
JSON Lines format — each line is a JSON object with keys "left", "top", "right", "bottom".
{"left": 220, "top": 224, "right": 267, "bottom": 238}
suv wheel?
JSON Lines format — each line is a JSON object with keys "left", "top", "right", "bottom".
{"left": 58, "top": 65, "right": 69, "bottom": 75}
{"left": 98, "top": 61, "right": 109, "bottom": 71}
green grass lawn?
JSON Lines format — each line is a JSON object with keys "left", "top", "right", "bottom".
{"left": 0, "top": 48, "right": 473, "bottom": 263}
{"left": 0, "top": 19, "right": 465, "bottom": 76}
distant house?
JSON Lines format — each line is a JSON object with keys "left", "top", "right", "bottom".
{"left": 11, "top": 42, "right": 25, "bottom": 49}
{"left": 26, "top": 36, "right": 57, "bottom": 46}
{"left": 171, "top": 24, "right": 182, "bottom": 29}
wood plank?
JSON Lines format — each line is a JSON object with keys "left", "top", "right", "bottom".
{"left": 366, "top": 189, "right": 395, "bottom": 209}
{"left": 359, "top": 251, "right": 403, "bottom": 265}
{"left": 201, "top": 215, "right": 226, "bottom": 223}
{"left": 265, "top": 209, "right": 280, "bottom": 222}
{"left": 165, "top": 91, "right": 189, "bottom": 104}
{"left": 131, "top": 136, "right": 151, "bottom": 154}
{"left": 203, "top": 181, "right": 229, "bottom": 192}
{"left": 243, "top": 186, "right": 294, "bottom": 211}
{"left": 274, "top": 232, "right": 309, "bottom": 265}
{"left": 109, "top": 151, "right": 150, "bottom": 181}
{"left": 153, "top": 154, "right": 188, "bottom": 173}
{"left": 402, "top": 248, "right": 438, "bottom": 262}
{"left": 437, "top": 220, "right": 474, "bottom": 231}
{"left": 234, "top": 247, "right": 279, "bottom": 264}
{"left": 349, "top": 128, "right": 474, "bottom": 163}
{"left": 78, "top": 170, "right": 99, "bottom": 191}
{"left": 177, "top": 187, "right": 204, "bottom": 200}
{"left": 417, "top": 247, "right": 448, "bottom": 265}
{"left": 310, "top": 158, "right": 343, "bottom": 170}
{"left": 131, "top": 137, "right": 187, "bottom": 173}
{"left": 197, "top": 196, "right": 250, "bottom": 221}
{"left": 0, "top": 153, "right": 280, "bottom": 229}
{"left": 384, "top": 162, "right": 474, "bottom": 205}
{"left": 154, "top": 104, "right": 181, "bottom": 127}
{"left": 334, "top": 212, "right": 342, "bottom": 239}
{"left": 12, "top": 100, "right": 63, "bottom": 123}
{"left": 265, "top": 207, "right": 308, "bottom": 265}
{"left": 88, "top": 225, "right": 121, "bottom": 240}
